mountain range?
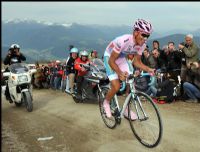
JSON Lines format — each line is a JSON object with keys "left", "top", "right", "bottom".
{"left": 2, "top": 19, "right": 200, "bottom": 63}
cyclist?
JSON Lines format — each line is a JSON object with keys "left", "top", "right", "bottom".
{"left": 103, "top": 19, "right": 155, "bottom": 120}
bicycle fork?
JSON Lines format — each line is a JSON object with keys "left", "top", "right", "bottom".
{"left": 129, "top": 84, "right": 149, "bottom": 121}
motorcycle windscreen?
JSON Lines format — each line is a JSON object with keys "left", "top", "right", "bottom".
{"left": 9, "top": 63, "right": 29, "bottom": 74}
{"left": 92, "top": 59, "right": 106, "bottom": 72}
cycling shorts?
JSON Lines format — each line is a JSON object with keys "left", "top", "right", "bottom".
{"left": 103, "top": 56, "right": 133, "bottom": 81}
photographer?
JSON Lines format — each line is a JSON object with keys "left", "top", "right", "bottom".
{"left": 179, "top": 34, "right": 199, "bottom": 82}
{"left": 178, "top": 42, "right": 187, "bottom": 66}
{"left": 183, "top": 60, "right": 200, "bottom": 103}
{"left": 4, "top": 44, "right": 26, "bottom": 66}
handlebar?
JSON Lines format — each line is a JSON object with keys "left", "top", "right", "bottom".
{"left": 155, "top": 68, "right": 181, "bottom": 74}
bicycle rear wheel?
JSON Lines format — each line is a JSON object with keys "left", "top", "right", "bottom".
{"left": 128, "top": 91, "right": 163, "bottom": 148}
{"left": 98, "top": 87, "right": 117, "bottom": 129}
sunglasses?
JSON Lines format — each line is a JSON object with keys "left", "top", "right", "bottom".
{"left": 141, "top": 33, "right": 150, "bottom": 39}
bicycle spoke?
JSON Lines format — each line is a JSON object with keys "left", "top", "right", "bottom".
{"left": 128, "top": 92, "right": 163, "bottom": 148}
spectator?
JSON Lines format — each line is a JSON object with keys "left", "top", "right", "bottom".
{"left": 89, "top": 49, "right": 98, "bottom": 61}
{"left": 152, "top": 40, "right": 162, "bottom": 53}
{"left": 34, "top": 63, "right": 43, "bottom": 89}
{"left": 60, "top": 63, "right": 67, "bottom": 91}
{"left": 166, "top": 42, "right": 182, "bottom": 70}
{"left": 165, "top": 42, "right": 182, "bottom": 82}
{"left": 179, "top": 34, "right": 199, "bottom": 82}
{"left": 142, "top": 47, "right": 157, "bottom": 68}
{"left": 66, "top": 47, "right": 79, "bottom": 96}
{"left": 65, "top": 45, "right": 75, "bottom": 92}
{"left": 49, "top": 61, "right": 57, "bottom": 89}
{"left": 152, "top": 49, "right": 166, "bottom": 69}
{"left": 162, "top": 45, "right": 168, "bottom": 53}
{"left": 54, "top": 61, "right": 63, "bottom": 90}
{"left": 183, "top": 60, "right": 200, "bottom": 103}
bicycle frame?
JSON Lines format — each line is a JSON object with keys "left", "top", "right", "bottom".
{"left": 98, "top": 74, "right": 163, "bottom": 148}
{"left": 112, "top": 77, "right": 148, "bottom": 120}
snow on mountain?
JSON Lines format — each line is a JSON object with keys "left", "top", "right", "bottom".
{"left": 3, "top": 19, "right": 72, "bottom": 28}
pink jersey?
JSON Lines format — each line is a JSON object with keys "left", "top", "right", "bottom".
{"left": 104, "top": 34, "right": 146, "bottom": 57}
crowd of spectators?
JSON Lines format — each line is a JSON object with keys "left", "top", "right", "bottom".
{"left": 32, "top": 34, "right": 200, "bottom": 103}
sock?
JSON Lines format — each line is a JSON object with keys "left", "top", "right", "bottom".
{"left": 104, "top": 99, "right": 110, "bottom": 104}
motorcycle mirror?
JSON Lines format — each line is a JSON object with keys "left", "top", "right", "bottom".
{"left": 3, "top": 72, "right": 10, "bottom": 77}
{"left": 30, "top": 69, "right": 37, "bottom": 74}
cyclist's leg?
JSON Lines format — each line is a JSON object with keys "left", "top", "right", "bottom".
{"left": 122, "top": 58, "right": 137, "bottom": 120}
{"left": 103, "top": 56, "right": 121, "bottom": 117}
{"left": 103, "top": 56, "right": 134, "bottom": 117}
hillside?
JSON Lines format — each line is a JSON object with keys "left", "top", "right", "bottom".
{"left": 2, "top": 20, "right": 200, "bottom": 62}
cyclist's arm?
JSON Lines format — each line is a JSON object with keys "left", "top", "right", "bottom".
{"left": 133, "top": 54, "right": 153, "bottom": 73}
{"left": 108, "top": 51, "right": 122, "bottom": 75}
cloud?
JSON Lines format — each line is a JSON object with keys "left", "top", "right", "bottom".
{"left": 2, "top": 2, "right": 200, "bottom": 32}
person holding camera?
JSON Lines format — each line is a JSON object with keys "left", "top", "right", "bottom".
{"left": 183, "top": 60, "right": 200, "bottom": 103}
{"left": 4, "top": 44, "right": 26, "bottom": 66}
{"left": 179, "top": 34, "right": 199, "bottom": 82}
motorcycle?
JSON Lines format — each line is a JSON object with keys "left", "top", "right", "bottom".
{"left": 73, "top": 58, "right": 109, "bottom": 103}
{"left": 2, "top": 63, "right": 36, "bottom": 112}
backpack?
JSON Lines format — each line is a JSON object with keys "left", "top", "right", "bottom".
{"left": 135, "top": 76, "right": 149, "bottom": 92}
{"left": 156, "top": 79, "right": 176, "bottom": 103}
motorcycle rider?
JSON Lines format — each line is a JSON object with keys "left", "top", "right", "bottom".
{"left": 74, "top": 50, "right": 90, "bottom": 100}
{"left": 3, "top": 44, "right": 26, "bottom": 102}
{"left": 4, "top": 44, "right": 26, "bottom": 66}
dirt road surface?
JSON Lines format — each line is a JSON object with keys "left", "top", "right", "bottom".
{"left": 2, "top": 89, "right": 200, "bottom": 152}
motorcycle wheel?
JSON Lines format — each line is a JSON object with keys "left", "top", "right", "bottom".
{"left": 14, "top": 102, "right": 23, "bottom": 107}
{"left": 73, "top": 96, "right": 81, "bottom": 103}
{"left": 22, "top": 91, "right": 33, "bottom": 112}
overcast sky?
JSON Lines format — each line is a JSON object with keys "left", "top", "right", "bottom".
{"left": 2, "top": 2, "right": 200, "bottom": 32}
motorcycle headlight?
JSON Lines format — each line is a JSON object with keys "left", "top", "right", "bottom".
{"left": 18, "top": 75, "right": 28, "bottom": 82}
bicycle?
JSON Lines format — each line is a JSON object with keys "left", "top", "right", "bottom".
{"left": 98, "top": 74, "right": 163, "bottom": 148}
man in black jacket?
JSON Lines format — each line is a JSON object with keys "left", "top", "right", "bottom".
{"left": 4, "top": 44, "right": 26, "bottom": 66}
{"left": 66, "top": 47, "right": 79, "bottom": 96}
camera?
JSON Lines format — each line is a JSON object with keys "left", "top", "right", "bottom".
{"left": 10, "top": 49, "right": 18, "bottom": 55}
{"left": 180, "top": 42, "right": 189, "bottom": 48}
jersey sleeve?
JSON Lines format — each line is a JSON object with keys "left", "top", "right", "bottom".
{"left": 112, "top": 37, "right": 123, "bottom": 54}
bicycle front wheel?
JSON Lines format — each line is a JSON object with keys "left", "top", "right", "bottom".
{"left": 128, "top": 91, "right": 163, "bottom": 148}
